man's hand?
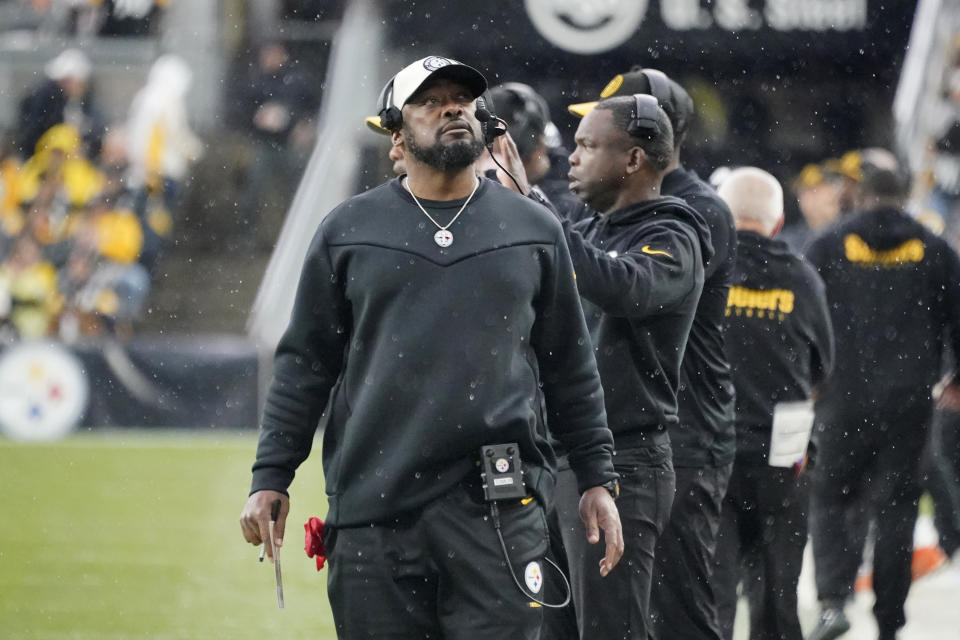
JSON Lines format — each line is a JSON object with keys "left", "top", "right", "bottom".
{"left": 937, "top": 380, "right": 960, "bottom": 412}
{"left": 579, "top": 486, "right": 624, "bottom": 577}
{"left": 240, "top": 490, "right": 289, "bottom": 562}
{"left": 489, "top": 132, "right": 531, "bottom": 195}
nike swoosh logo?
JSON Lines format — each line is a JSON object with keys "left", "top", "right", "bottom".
{"left": 641, "top": 245, "right": 673, "bottom": 258}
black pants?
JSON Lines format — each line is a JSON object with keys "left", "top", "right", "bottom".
{"left": 713, "top": 463, "right": 809, "bottom": 640}
{"left": 325, "top": 483, "right": 549, "bottom": 639}
{"left": 544, "top": 438, "right": 675, "bottom": 640}
{"left": 650, "top": 462, "right": 733, "bottom": 640}
{"left": 809, "top": 402, "right": 930, "bottom": 636}
{"left": 924, "top": 407, "right": 960, "bottom": 557}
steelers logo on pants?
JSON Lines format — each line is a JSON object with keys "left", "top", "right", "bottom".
{"left": 524, "top": 561, "right": 543, "bottom": 594}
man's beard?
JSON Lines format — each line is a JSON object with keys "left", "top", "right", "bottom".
{"left": 405, "top": 126, "right": 485, "bottom": 171}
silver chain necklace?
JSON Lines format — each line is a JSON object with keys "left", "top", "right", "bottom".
{"left": 403, "top": 177, "right": 479, "bottom": 247}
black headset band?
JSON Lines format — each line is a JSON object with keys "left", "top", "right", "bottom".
{"left": 642, "top": 70, "right": 671, "bottom": 107}
{"left": 641, "top": 69, "right": 688, "bottom": 134}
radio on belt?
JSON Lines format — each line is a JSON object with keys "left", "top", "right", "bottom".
{"left": 480, "top": 443, "right": 526, "bottom": 501}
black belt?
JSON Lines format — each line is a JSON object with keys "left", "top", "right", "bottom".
{"left": 614, "top": 428, "right": 671, "bottom": 449}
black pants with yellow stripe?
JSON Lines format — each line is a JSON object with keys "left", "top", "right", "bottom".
{"left": 325, "top": 483, "right": 549, "bottom": 640}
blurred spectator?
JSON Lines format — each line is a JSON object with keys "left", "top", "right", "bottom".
{"left": 780, "top": 149, "right": 902, "bottom": 253}
{"left": 823, "top": 150, "right": 863, "bottom": 217}
{"left": 0, "top": 234, "right": 60, "bottom": 339}
{"left": 58, "top": 193, "right": 149, "bottom": 340}
{"left": 17, "top": 123, "right": 105, "bottom": 264}
{"left": 929, "top": 68, "right": 960, "bottom": 246}
{"left": 778, "top": 164, "right": 842, "bottom": 252}
{"left": 16, "top": 48, "right": 106, "bottom": 161}
{"left": 829, "top": 148, "right": 900, "bottom": 216}
{"left": 125, "top": 54, "right": 202, "bottom": 270}
{"left": 234, "top": 41, "right": 317, "bottom": 246}
{"left": 97, "top": 0, "right": 166, "bottom": 37}
{"left": 1, "top": 0, "right": 166, "bottom": 37}
{"left": 1, "top": 133, "right": 23, "bottom": 256}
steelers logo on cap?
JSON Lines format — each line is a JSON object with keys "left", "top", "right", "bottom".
{"left": 423, "top": 56, "right": 455, "bottom": 71}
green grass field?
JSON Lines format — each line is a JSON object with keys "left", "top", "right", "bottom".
{"left": 0, "top": 431, "right": 337, "bottom": 639}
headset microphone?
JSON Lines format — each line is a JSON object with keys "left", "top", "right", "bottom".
{"left": 475, "top": 100, "right": 492, "bottom": 123}
{"left": 475, "top": 96, "right": 506, "bottom": 146}
{"left": 474, "top": 94, "right": 523, "bottom": 191}
{"left": 481, "top": 119, "right": 525, "bottom": 194}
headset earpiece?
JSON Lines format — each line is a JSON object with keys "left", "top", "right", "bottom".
{"left": 627, "top": 94, "right": 663, "bottom": 137}
{"left": 378, "top": 79, "right": 403, "bottom": 131}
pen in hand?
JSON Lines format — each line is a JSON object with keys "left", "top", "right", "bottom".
{"left": 258, "top": 498, "right": 282, "bottom": 562}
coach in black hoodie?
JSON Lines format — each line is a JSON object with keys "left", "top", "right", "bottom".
{"left": 547, "top": 94, "right": 712, "bottom": 640}
{"left": 570, "top": 69, "right": 737, "bottom": 639}
{"left": 239, "top": 56, "right": 622, "bottom": 640}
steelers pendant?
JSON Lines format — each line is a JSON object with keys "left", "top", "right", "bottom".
{"left": 434, "top": 229, "right": 453, "bottom": 247}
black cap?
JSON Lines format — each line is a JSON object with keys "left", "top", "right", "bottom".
{"left": 570, "top": 67, "right": 694, "bottom": 139}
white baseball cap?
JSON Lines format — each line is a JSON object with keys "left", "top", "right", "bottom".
{"left": 387, "top": 56, "right": 487, "bottom": 110}
{"left": 45, "top": 49, "right": 92, "bottom": 81}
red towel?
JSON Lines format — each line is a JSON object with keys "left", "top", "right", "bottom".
{"left": 304, "top": 516, "right": 326, "bottom": 571}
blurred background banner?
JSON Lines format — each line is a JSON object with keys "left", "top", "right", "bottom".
{"left": 72, "top": 335, "right": 259, "bottom": 429}
{"left": 0, "top": 336, "right": 257, "bottom": 437}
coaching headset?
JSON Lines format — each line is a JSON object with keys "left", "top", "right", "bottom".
{"left": 631, "top": 67, "right": 691, "bottom": 138}
{"left": 628, "top": 93, "right": 668, "bottom": 138}
{"left": 377, "top": 77, "right": 505, "bottom": 146}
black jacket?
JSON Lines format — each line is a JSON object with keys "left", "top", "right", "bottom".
{"left": 17, "top": 80, "right": 106, "bottom": 158}
{"left": 726, "top": 231, "right": 834, "bottom": 465}
{"left": 805, "top": 206, "right": 960, "bottom": 415}
{"left": 662, "top": 167, "right": 739, "bottom": 467}
{"left": 250, "top": 177, "right": 616, "bottom": 527}
{"left": 563, "top": 196, "right": 713, "bottom": 443}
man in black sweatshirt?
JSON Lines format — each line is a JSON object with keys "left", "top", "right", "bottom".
{"left": 804, "top": 163, "right": 960, "bottom": 640}
{"left": 709, "top": 167, "right": 834, "bottom": 640}
{"left": 569, "top": 66, "right": 738, "bottom": 640}
{"left": 545, "top": 94, "right": 712, "bottom": 640}
{"left": 238, "top": 56, "right": 622, "bottom": 640}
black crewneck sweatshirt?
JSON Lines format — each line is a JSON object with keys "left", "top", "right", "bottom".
{"left": 250, "top": 177, "right": 617, "bottom": 527}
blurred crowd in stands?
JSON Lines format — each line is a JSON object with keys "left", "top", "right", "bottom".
{"left": 0, "top": 47, "right": 199, "bottom": 342}
{"left": 0, "top": 32, "right": 317, "bottom": 342}
{"left": 0, "top": 0, "right": 166, "bottom": 39}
